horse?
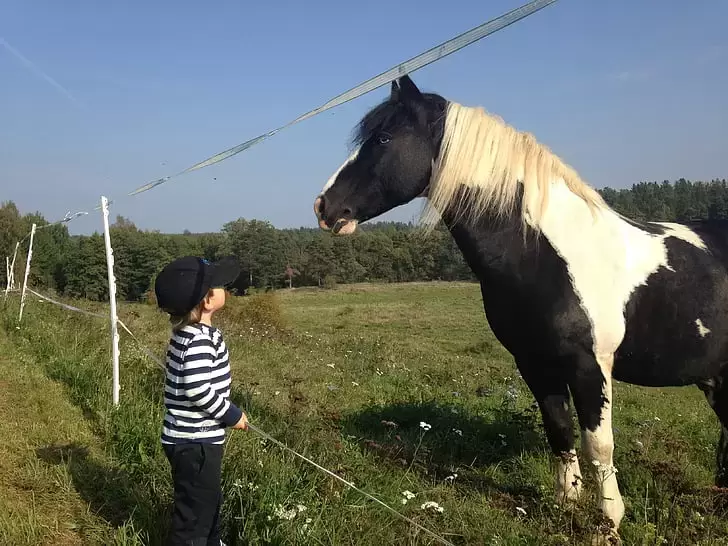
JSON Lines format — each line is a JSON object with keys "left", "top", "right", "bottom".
{"left": 312, "top": 74, "right": 728, "bottom": 541}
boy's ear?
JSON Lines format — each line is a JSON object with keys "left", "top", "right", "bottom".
{"left": 199, "top": 292, "right": 213, "bottom": 310}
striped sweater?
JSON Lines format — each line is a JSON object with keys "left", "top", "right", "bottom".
{"left": 161, "top": 323, "right": 243, "bottom": 444}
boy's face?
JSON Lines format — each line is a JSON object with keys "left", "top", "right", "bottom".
{"left": 203, "top": 287, "right": 226, "bottom": 313}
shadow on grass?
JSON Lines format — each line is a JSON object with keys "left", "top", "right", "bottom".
{"left": 342, "top": 402, "right": 728, "bottom": 544}
{"left": 341, "top": 400, "right": 548, "bottom": 498}
{"left": 36, "top": 442, "right": 170, "bottom": 545}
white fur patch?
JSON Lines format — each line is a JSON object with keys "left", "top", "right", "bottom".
{"left": 654, "top": 222, "right": 708, "bottom": 251}
{"left": 580, "top": 366, "right": 625, "bottom": 529}
{"left": 696, "top": 318, "right": 711, "bottom": 337}
{"left": 533, "top": 181, "right": 708, "bottom": 357}
{"left": 321, "top": 147, "right": 360, "bottom": 195}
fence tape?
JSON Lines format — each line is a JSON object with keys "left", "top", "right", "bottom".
{"left": 17, "top": 288, "right": 456, "bottom": 543}
{"left": 23, "top": 288, "right": 164, "bottom": 370}
{"left": 39, "top": 210, "right": 89, "bottom": 229}
{"left": 127, "top": 0, "right": 559, "bottom": 197}
{"left": 116, "top": 318, "right": 166, "bottom": 371}
{"left": 5, "top": 0, "right": 565, "bottom": 516}
{"left": 246, "top": 422, "right": 456, "bottom": 545}
{"left": 11, "top": 0, "right": 557, "bottom": 226}
{"left": 27, "top": 288, "right": 106, "bottom": 319}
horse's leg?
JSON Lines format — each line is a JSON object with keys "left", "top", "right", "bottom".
{"left": 698, "top": 370, "right": 728, "bottom": 487}
{"left": 517, "top": 358, "right": 582, "bottom": 503}
{"left": 569, "top": 353, "right": 625, "bottom": 534}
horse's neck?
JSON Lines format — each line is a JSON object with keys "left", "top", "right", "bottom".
{"left": 443, "top": 211, "right": 535, "bottom": 284}
{"left": 441, "top": 180, "right": 624, "bottom": 288}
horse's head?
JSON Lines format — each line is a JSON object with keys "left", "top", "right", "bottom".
{"left": 314, "top": 75, "right": 447, "bottom": 235}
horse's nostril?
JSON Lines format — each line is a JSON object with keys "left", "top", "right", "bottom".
{"left": 343, "top": 207, "right": 352, "bottom": 217}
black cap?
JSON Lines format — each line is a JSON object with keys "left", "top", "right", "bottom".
{"left": 154, "top": 256, "right": 241, "bottom": 315}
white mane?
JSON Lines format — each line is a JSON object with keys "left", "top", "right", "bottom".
{"left": 420, "top": 101, "right": 607, "bottom": 232}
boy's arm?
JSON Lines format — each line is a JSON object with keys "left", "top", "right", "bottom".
{"left": 177, "top": 334, "right": 243, "bottom": 427}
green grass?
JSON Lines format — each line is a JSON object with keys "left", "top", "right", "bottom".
{"left": 2, "top": 282, "right": 728, "bottom": 545}
{"left": 0, "top": 322, "right": 146, "bottom": 545}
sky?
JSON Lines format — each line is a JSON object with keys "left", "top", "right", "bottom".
{"left": 1, "top": 0, "right": 726, "bottom": 236}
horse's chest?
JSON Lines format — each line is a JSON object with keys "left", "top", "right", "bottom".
{"left": 478, "top": 271, "right": 595, "bottom": 359}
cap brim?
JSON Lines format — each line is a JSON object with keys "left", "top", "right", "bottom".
{"left": 209, "top": 256, "right": 241, "bottom": 288}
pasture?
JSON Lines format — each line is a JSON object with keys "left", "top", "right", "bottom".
{"left": 1, "top": 282, "right": 727, "bottom": 545}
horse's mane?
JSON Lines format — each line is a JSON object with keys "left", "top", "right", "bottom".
{"left": 421, "top": 101, "right": 607, "bottom": 232}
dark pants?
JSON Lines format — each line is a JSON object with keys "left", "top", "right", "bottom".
{"left": 163, "top": 442, "right": 224, "bottom": 546}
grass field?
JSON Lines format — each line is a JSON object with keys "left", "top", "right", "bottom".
{"left": 2, "top": 281, "right": 728, "bottom": 545}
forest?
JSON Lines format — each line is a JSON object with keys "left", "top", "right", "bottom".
{"left": 2, "top": 177, "right": 726, "bottom": 302}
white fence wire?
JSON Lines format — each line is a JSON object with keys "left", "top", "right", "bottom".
{"left": 1, "top": 3, "right": 565, "bottom": 541}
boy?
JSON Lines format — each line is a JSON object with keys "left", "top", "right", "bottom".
{"left": 154, "top": 255, "right": 249, "bottom": 546}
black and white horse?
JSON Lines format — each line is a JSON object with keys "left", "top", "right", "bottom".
{"left": 313, "top": 74, "right": 728, "bottom": 540}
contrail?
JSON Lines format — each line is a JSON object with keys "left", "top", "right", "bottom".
{"left": 0, "top": 36, "right": 83, "bottom": 108}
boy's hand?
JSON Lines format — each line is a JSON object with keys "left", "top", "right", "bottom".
{"left": 232, "top": 413, "right": 249, "bottom": 431}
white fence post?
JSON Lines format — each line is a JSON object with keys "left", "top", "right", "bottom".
{"left": 18, "top": 225, "right": 36, "bottom": 322}
{"left": 10, "top": 241, "right": 19, "bottom": 291}
{"left": 101, "top": 196, "right": 120, "bottom": 406}
{"left": 4, "top": 241, "right": 20, "bottom": 300}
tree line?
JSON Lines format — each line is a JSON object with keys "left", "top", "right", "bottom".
{"left": 1, "top": 177, "right": 726, "bottom": 302}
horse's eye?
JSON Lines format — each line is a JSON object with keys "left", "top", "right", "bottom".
{"left": 377, "top": 134, "right": 391, "bottom": 145}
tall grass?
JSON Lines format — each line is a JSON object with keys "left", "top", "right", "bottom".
{"left": 3, "top": 284, "right": 728, "bottom": 545}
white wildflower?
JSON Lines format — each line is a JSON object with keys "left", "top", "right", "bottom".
{"left": 272, "top": 503, "right": 308, "bottom": 521}
{"left": 419, "top": 421, "right": 432, "bottom": 432}
{"left": 420, "top": 501, "right": 444, "bottom": 513}
{"left": 452, "top": 428, "right": 463, "bottom": 436}
{"left": 444, "top": 473, "right": 458, "bottom": 483}
{"left": 272, "top": 504, "right": 297, "bottom": 521}
{"left": 401, "top": 490, "right": 416, "bottom": 500}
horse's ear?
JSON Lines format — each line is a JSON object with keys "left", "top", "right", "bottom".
{"left": 397, "top": 75, "right": 423, "bottom": 103}
{"left": 390, "top": 80, "right": 400, "bottom": 102}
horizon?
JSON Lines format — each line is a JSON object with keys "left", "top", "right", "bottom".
{"left": 2, "top": 0, "right": 726, "bottom": 236}
{"left": 6, "top": 175, "right": 728, "bottom": 237}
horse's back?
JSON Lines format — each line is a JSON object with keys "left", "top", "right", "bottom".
{"left": 682, "top": 219, "right": 728, "bottom": 261}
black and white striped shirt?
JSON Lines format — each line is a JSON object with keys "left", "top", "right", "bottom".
{"left": 161, "top": 323, "right": 243, "bottom": 444}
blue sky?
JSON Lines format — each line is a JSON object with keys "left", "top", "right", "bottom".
{"left": 1, "top": 0, "right": 726, "bottom": 235}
